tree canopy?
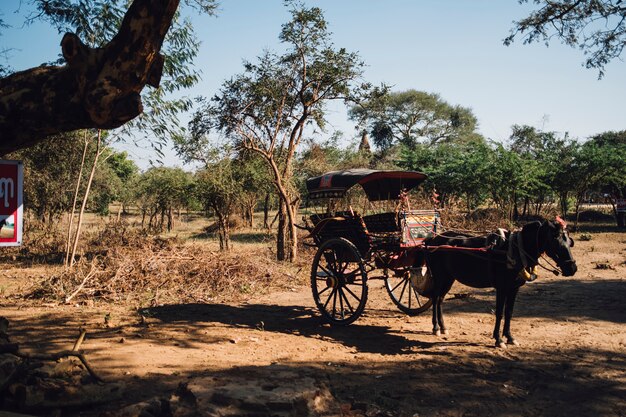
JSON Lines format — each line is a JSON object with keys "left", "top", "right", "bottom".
{"left": 349, "top": 90, "right": 478, "bottom": 151}
{"left": 506, "top": 0, "right": 626, "bottom": 77}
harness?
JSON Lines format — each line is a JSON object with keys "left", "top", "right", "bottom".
{"left": 507, "top": 225, "right": 571, "bottom": 279}
{"left": 426, "top": 223, "right": 568, "bottom": 284}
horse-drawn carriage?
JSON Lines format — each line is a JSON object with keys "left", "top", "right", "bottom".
{"left": 301, "top": 169, "right": 577, "bottom": 348}
{"left": 301, "top": 169, "right": 439, "bottom": 325}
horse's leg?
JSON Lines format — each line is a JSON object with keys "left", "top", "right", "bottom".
{"left": 503, "top": 287, "right": 520, "bottom": 346}
{"left": 437, "top": 297, "right": 447, "bottom": 335}
{"left": 432, "top": 295, "right": 441, "bottom": 336}
{"left": 433, "top": 280, "right": 453, "bottom": 336}
{"left": 493, "top": 288, "right": 507, "bottom": 348}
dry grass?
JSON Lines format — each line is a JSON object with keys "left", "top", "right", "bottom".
{"left": 15, "top": 218, "right": 307, "bottom": 307}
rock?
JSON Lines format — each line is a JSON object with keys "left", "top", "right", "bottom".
{"left": 188, "top": 372, "right": 339, "bottom": 417}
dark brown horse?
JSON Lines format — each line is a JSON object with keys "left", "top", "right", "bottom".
{"left": 423, "top": 219, "right": 577, "bottom": 348}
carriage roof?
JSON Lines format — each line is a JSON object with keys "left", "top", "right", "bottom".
{"left": 305, "top": 169, "right": 428, "bottom": 201}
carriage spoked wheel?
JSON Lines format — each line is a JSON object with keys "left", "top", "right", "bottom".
{"left": 311, "top": 238, "right": 368, "bottom": 325}
{"left": 384, "top": 268, "right": 433, "bottom": 316}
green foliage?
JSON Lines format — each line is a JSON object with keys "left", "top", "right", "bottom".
{"left": 350, "top": 89, "right": 478, "bottom": 150}
{"left": 21, "top": 0, "right": 217, "bottom": 153}
{"left": 191, "top": 2, "right": 366, "bottom": 172}
{"left": 399, "top": 138, "right": 492, "bottom": 210}
{"left": 7, "top": 129, "right": 142, "bottom": 220}
{"left": 588, "top": 130, "right": 626, "bottom": 199}
{"left": 506, "top": 0, "right": 626, "bottom": 78}
{"left": 8, "top": 131, "right": 88, "bottom": 221}
{"left": 90, "top": 150, "right": 139, "bottom": 215}
{"left": 136, "top": 167, "right": 197, "bottom": 230}
{"left": 196, "top": 159, "right": 240, "bottom": 214}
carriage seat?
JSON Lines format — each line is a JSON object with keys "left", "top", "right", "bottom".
{"left": 309, "top": 210, "right": 358, "bottom": 226}
{"left": 362, "top": 212, "right": 401, "bottom": 234}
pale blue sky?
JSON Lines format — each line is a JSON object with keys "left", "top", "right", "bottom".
{"left": 2, "top": 0, "right": 624, "bottom": 169}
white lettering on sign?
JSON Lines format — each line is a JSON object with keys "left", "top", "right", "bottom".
{"left": 0, "top": 177, "right": 14, "bottom": 208}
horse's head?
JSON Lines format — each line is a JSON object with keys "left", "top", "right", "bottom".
{"left": 539, "top": 218, "right": 577, "bottom": 276}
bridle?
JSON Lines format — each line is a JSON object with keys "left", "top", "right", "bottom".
{"left": 509, "top": 222, "right": 573, "bottom": 277}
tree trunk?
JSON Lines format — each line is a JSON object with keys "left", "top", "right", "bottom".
{"left": 64, "top": 131, "right": 89, "bottom": 267}
{"left": 69, "top": 129, "right": 102, "bottom": 267}
{"left": 216, "top": 212, "right": 230, "bottom": 251}
{"left": 559, "top": 191, "right": 569, "bottom": 217}
{"left": 574, "top": 191, "right": 584, "bottom": 231}
{"left": 276, "top": 201, "right": 287, "bottom": 261}
{"left": 287, "top": 197, "right": 300, "bottom": 261}
{"left": 0, "top": 0, "right": 180, "bottom": 155}
{"left": 609, "top": 196, "right": 625, "bottom": 228}
{"left": 263, "top": 193, "right": 270, "bottom": 229}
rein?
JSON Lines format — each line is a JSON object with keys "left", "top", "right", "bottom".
{"left": 509, "top": 224, "right": 564, "bottom": 277}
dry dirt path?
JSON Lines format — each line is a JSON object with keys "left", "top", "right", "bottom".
{"left": 1, "top": 233, "right": 625, "bottom": 416}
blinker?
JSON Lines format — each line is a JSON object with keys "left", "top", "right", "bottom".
{"left": 519, "top": 266, "right": 538, "bottom": 282}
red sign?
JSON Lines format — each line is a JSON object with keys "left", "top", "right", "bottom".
{"left": 0, "top": 160, "right": 23, "bottom": 246}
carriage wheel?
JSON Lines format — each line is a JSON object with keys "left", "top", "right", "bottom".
{"left": 311, "top": 238, "right": 368, "bottom": 325}
{"left": 385, "top": 269, "right": 432, "bottom": 316}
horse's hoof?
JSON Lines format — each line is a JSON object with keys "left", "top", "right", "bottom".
{"left": 507, "top": 339, "right": 520, "bottom": 346}
{"left": 441, "top": 329, "right": 448, "bottom": 335}
{"left": 434, "top": 329, "right": 441, "bottom": 336}
{"left": 496, "top": 341, "right": 507, "bottom": 349}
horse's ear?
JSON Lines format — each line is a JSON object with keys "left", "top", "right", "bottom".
{"left": 555, "top": 216, "right": 567, "bottom": 230}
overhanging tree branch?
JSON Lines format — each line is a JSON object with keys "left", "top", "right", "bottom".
{"left": 0, "top": 0, "right": 181, "bottom": 155}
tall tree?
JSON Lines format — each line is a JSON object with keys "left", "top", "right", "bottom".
{"left": 505, "top": 0, "right": 626, "bottom": 77}
{"left": 190, "top": 3, "right": 366, "bottom": 261}
{"left": 349, "top": 89, "right": 478, "bottom": 151}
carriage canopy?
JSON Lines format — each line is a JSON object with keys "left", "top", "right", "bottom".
{"left": 306, "top": 169, "right": 428, "bottom": 201}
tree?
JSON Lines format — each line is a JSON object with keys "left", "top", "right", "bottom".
{"left": 191, "top": 3, "right": 366, "bottom": 261}
{"left": 399, "top": 138, "right": 492, "bottom": 211}
{"left": 7, "top": 130, "right": 91, "bottom": 223}
{"left": 195, "top": 157, "right": 241, "bottom": 251}
{"left": 586, "top": 131, "right": 626, "bottom": 226}
{"left": 349, "top": 89, "right": 478, "bottom": 151}
{"left": 505, "top": 0, "right": 626, "bottom": 78}
{"left": 136, "top": 167, "right": 196, "bottom": 232}
{"left": 0, "top": 0, "right": 213, "bottom": 154}
{"left": 86, "top": 150, "right": 140, "bottom": 217}
{"left": 235, "top": 153, "right": 273, "bottom": 228}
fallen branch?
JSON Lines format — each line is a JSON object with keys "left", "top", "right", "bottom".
{"left": 65, "top": 260, "right": 98, "bottom": 304}
{"left": 16, "top": 349, "right": 104, "bottom": 383}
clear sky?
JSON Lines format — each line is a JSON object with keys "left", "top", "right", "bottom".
{"left": 1, "top": 0, "right": 624, "bottom": 169}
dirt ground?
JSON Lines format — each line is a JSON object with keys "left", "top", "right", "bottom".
{"left": 1, "top": 230, "right": 625, "bottom": 417}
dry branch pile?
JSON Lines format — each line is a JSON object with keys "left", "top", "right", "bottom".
{"left": 22, "top": 224, "right": 299, "bottom": 305}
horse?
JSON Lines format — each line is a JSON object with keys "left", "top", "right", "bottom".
{"left": 423, "top": 218, "right": 577, "bottom": 348}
